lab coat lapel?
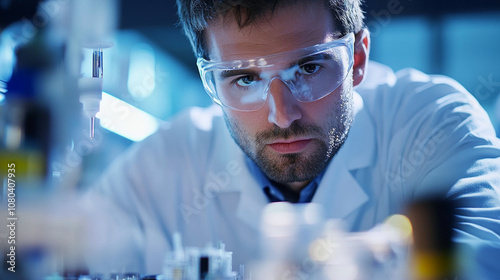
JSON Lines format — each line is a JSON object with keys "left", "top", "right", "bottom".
{"left": 313, "top": 161, "right": 369, "bottom": 219}
{"left": 208, "top": 112, "right": 269, "bottom": 232}
{"left": 313, "top": 92, "right": 375, "bottom": 219}
{"left": 234, "top": 166, "right": 269, "bottom": 231}
{"left": 212, "top": 151, "right": 268, "bottom": 231}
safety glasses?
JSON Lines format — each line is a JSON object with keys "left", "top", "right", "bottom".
{"left": 197, "top": 33, "right": 354, "bottom": 112}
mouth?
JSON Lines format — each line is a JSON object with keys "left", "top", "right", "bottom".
{"left": 267, "top": 138, "right": 312, "bottom": 154}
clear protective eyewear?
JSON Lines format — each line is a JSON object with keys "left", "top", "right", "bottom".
{"left": 197, "top": 33, "right": 355, "bottom": 112}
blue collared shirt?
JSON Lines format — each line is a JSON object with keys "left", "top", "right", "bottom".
{"left": 245, "top": 156, "right": 324, "bottom": 203}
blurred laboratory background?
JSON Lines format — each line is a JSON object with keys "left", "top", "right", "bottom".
{"left": 1, "top": 0, "right": 500, "bottom": 188}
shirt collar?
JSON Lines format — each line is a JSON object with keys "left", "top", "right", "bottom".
{"left": 245, "top": 156, "right": 324, "bottom": 203}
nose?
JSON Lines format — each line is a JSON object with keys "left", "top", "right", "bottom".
{"left": 266, "top": 78, "right": 302, "bottom": 128}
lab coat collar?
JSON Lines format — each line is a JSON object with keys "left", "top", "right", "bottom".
{"left": 312, "top": 92, "right": 375, "bottom": 219}
{"left": 235, "top": 173, "right": 268, "bottom": 231}
{"left": 342, "top": 92, "right": 376, "bottom": 170}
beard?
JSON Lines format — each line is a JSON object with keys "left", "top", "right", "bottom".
{"left": 223, "top": 83, "right": 354, "bottom": 185}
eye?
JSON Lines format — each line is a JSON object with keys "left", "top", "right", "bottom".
{"left": 300, "top": 64, "right": 321, "bottom": 75}
{"left": 235, "top": 75, "right": 257, "bottom": 87}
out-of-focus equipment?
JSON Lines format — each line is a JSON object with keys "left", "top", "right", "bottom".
{"left": 79, "top": 48, "right": 104, "bottom": 139}
{"left": 162, "top": 233, "right": 237, "bottom": 280}
{"left": 74, "top": 0, "right": 116, "bottom": 139}
{"left": 406, "top": 199, "right": 456, "bottom": 280}
{"left": 0, "top": 0, "right": 117, "bottom": 279}
{"left": 249, "top": 202, "right": 412, "bottom": 280}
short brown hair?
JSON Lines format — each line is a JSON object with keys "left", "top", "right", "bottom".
{"left": 176, "top": 0, "right": 365, "bottom": 59}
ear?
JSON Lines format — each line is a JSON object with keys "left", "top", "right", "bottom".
{"left": 353, "top": 28, "right": 370, "bottom": 87}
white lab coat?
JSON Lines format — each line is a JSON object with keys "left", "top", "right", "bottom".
{"left": 83, "top": 62, "right": 500, "bottom": 274}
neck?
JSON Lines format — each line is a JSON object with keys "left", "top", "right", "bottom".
{"left": 284, "top": 181, "right": 310, "bottom": 193}
{"left": 271, "top": 180, "right": 311, "bottom": 203}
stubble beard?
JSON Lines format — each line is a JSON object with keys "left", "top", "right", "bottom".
{"left": 224, "top": 85, "right": 354, "bottom": 185}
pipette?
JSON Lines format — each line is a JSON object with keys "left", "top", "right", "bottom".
{"left": 89, "top": 48, "right": 103, "bottom": 139}
{"left": 74, "top": 0, "right": 116, "bottom": 140}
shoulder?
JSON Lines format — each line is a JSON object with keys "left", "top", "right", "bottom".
{"left": 355, "top": 62, "right": 500, "bottom": 196}
{"left": 357, "top": 61, "right": 494, "bottom": 138}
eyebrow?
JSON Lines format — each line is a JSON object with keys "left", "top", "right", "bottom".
{"left": 219, "top": 68, "right": 260, "bottom": 80}
{"left": 291, "top": 53, "right": 333, "bottom": 68}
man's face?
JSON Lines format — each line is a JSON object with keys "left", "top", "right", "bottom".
{"left": 204, "top": 2, "right": 354, "bottom": 186}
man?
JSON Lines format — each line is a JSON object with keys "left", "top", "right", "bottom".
{"left": 85, "top": 0, "right": 500, "bottom": 274}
